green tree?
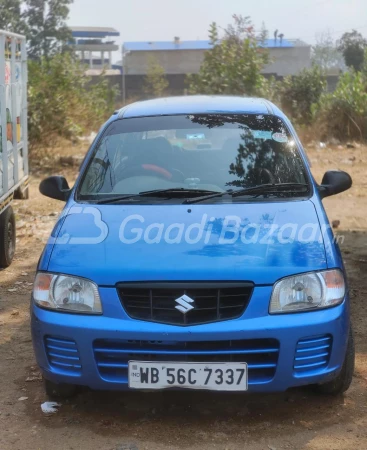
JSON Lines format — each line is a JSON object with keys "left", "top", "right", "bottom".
{"left": 143, "top": 56, "right": 169, "bottom": 98}
{"left": 24, "top": 0, "right": 73, "bottom": 59}
{"left": 337, "top": 30, "right": 367, "bottom": 71}
{"left": 0, "top": 0, "right": 26, "bottom": 33}
{"left": 280, "top": 66, "right": 327, "bottom": 125}
{"left": 188, "top": 15, "right": 269, "bottom": 96}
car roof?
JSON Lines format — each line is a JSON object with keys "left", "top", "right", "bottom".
{"left": 117, "top": 96, "right": 276, "bottom": 119}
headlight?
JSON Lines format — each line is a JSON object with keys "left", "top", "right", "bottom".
{"left": 270, "top": 269, "right": 345, "bottom": 314}
{"left": 33, "top": 273, "right": 102, "bottom": 314}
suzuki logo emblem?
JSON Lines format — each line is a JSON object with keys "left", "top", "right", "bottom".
{"left": 175, "top": 294, "right": 195, "bottom": 314}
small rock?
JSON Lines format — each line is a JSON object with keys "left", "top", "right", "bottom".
{"left": 26, "top": 375, "right": 42, "bottom": 382}
{"left": 18, "top": 397, "right": 28, "bottom": 401}
{"left": 21, "top": 272, "right": 29, "bottom": 276}
{"left": 346, "top": 143, "right": 355, "bottom": 149}
{"left": 11, "top": 310, "right": 19, "bottom": 316}
{"left": 8, "top": 288, "right": 17, "bottom": 292}
{"left": 332, "top": 220, "right": 341, "bottom": 229}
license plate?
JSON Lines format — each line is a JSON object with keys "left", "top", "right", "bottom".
{"left": 128, "top": 361, "right": 248, "bottom": 391}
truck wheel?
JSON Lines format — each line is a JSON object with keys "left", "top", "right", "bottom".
{"left": 44, "top": 378, "right": 78, "bottom": 399}
{"left": 315, "top": 327, "right": 355, "bottom": 395}
{"left": 0, "top": 206, "right": 16, "bottom": 268}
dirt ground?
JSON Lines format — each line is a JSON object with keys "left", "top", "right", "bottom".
{"left": 0, "top": 143, "right": 367, "bottom": 450}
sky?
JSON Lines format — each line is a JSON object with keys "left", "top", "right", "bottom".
{"left": 69, "top": 0, "right": 367, "bottom": 60}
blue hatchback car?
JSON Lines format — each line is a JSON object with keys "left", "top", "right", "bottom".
{"left": 32, "top": 96, "right": 354, "bottom": 398}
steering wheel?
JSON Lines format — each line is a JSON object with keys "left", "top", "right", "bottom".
{"left": 141, "top": 164, "right": 173, "bottom": 180}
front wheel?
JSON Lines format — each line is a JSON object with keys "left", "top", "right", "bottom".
{"left": 315, "top": 327, "right": 355, "bottom": 395}
{"left": 0, "top": 206, "right": 16, "bottom": 268}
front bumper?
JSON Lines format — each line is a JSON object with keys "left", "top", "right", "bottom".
{"left": 31, "top": 286, "right": 350, "bottom": 393}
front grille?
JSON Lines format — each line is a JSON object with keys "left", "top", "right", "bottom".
{"left": 93, "top": 338, "right": 279, "bottom": 385}
{"left": 294, "top": 335, "right": 332, "bottom": 375}
{"left": 117, "top": 282, "right": 254, "bottom": 326}
{"left": 45, "top": 336, "right": 82, "bottom": 375}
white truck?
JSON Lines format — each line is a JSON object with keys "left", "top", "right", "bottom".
{"left": 0, "top": 30, "right": 28, "bottom": 267}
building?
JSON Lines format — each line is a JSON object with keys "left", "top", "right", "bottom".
{"left": 70, "top": 26, "right": 121, "bottom": 74}
{"left": 121, "top": 37, "right": 311, "bottom": 98}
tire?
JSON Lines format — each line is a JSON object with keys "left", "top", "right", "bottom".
{"left": 44, "top": 378, "right": 78, "bottom": 399}
{"left": 315, "top": 326, "right": 355, "bottom": 395}
{"left": 0, "top": 206, "right": 16, "bottom": 268}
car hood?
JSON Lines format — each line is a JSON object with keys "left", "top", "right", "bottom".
{"left": 46, "top": 200, "right": 327, "bottom": 286}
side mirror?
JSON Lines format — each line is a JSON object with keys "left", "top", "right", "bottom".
{"left": 39, "top": 176, "right": 71, "bottom": 201}
{"left": 318, "top": 170, "right": 352, "bottom": 199}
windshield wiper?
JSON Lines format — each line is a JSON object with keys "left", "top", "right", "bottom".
{"left": 183, "top": 190, "right": 233, "bottom": 204}
{"left": 184, "top": 183, "right": 308, "bottom": 204}
{"left": 139, "top": 188, "right": 222, "bottom": 197}
{"left": 90, "top": 188, "right": 222, "bottom": 204}
{"left": 231, "top": 183, "right": 309, "bottom": 198}
{"left": 93, "top": 194, "right": 143, "bottom": 204}
{"left": 87, "top": 184, "right": 309, "bottom": 205}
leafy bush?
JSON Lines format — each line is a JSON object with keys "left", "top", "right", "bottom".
{"left": 314, "top": 70, "right": 367, "bottom": 141}
{"left": 279, "top": 66, "right": 327, "bottom": 125}
{"left": 28, "top": 53, "right": 118, "bottom": 148}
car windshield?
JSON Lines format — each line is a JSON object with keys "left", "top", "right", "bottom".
{"left": 77, "top": 114, "right": 309, "bottom": 202}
